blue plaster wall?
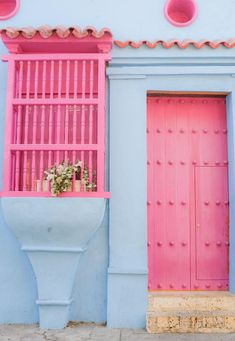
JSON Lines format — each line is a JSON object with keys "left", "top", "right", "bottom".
{"left": 1, "top": 0, "right": 235, "bottom": 328}
{"left": 1, "top": 0, "right": 235, "bottom": 40}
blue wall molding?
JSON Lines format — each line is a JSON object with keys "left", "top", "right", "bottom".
{"left": 108, "top": 58, "right": 235, "bottom": 77}
{"left": 107, "top": 53, "right": 235, "bottom": 328}
{"left": 22, "top": 247, "right": 87, "bottom": 253}
{"left": 108, "top": 267, "right": 148, "bottom": 275}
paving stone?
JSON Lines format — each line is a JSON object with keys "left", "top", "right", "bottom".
{"left": 85, "top": 326, "right": 120, "bottom": 341}
{"left": 1, "top": 325, "right": 235, "bottom": 341}
{"left": 121, "top": 330, "right": 235, "bottom": 341}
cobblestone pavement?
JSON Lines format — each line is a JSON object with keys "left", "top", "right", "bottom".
{"left": 0, "top": 323, "right": 235, "bottom": 341}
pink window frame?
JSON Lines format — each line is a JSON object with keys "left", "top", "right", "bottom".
{"left": 2, "top": 53, "right": 110, "bottom": 198}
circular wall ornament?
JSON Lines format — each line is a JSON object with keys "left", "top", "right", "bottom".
{"left": 0, "top": 0, "right": 20, "bottom": 20}
{"left": 164, "top": 0, "right": 198, "bottom": 27}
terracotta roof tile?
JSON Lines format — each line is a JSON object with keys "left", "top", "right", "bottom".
{"left": 1, "top": 26, "right": 235, "bottom": 49}
{"left": 0, "top": 25, "right": 112, "bottom": 39}
{"left": 114, "top": 39, "right": 235, "bottom": 49}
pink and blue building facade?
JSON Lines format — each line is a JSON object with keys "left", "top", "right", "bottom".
{"left": 0, "top": 0, "right": 235, "bottom": 330}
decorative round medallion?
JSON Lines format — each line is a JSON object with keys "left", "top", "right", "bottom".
{"left": 165, "top": 0, "right": 198, "bottom": 27}
{"left": 0, "top": 0, "right": 20, "bottom": 20}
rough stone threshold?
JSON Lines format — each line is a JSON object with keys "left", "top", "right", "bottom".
{"left": 147, "top": 291, "right": 235, "bottom": 333}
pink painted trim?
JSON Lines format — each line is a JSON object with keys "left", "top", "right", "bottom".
{"left": 97, "top": 58, "right": 105, "bottom": 193}
{"left": 0, "top": 0, "right": 20, "bottom": 20}
{"left": 3, "top": 59, "right": 15, "bottom": 192}
{"left": 12, "top": 99, "right": 99, "bottom": 106}
{"left": 164, "top": 0, "right": 198, "bottom": 27}
{"left": 0, "top": 191, "right": 111, "bottom": 198}
{"left": 1, "top": 31, "right": 113, "bottom": 54}
{"left": 3, "top": 54, "right": 110, "bottom": 61}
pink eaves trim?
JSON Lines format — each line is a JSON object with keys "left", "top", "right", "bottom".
{"left": 114, "top": 39, "right": 235, "bottom": 49}
{"left": 0, "top": 191, "right": 111, "bottom": 198}
{"left": 1, "top": 26, "right": 235, "bottom": 49}
{"left": 0, "top": 25, "right": 112, "bottom": 39}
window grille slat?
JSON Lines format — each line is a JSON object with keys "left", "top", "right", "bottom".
{"left": 90, "top": 61, "right": 94, "bottom": 99}
{"left": 48, "top": 151, "right": 52, "bottom": 170}
{"left": 41, "top": 105, "right": 45, "bottom": 144}
{"left": 24, "top": 105, "right": 29, "bottom": 144}
{"left": 55, "top": 149, "right": 60, "bottom": 165}
{"left": 42, "top": 61, "right": 47, "bottom": 99}
{"left": 16, "top": 105, "right": 22, "bottom": 144}
{"left": 50, "top": 61, "right": 54, "bottom": 99}
{"left": 11, "top": 153, "right": 16, "bottom": 191}
{"left": 49, "top": 105, "right": 53, "bottom": 145}
{"left": 31, "top": 150, "right": 36, "bottom": 190}
{"left": 39, "top": 150, "right": 44, "bottom": 183}
{"left": 26, "top": 61, "right": 31, "bottom": 99}
{"left": 89, "top": 104, "right": 93, "bottom": 144}
{"left": 66, "top": 60, "right": 70, "bottom": 99}
{"left": 57, "top": 104, "right": 61, "bottom": 144}
{"left": 34, "top": 61, "right": 39, "bottom": 99}
{"left": 15, "top": 151, "right": 20, "bottom": 191}
{"left": 32, "top": 105, "right": 37, "bottom": 144}
{"left": 65, "top": 105, "right": 69, "bottom": 161}
{"left": 18, "top": 61, "right": 23, "bottom": 99}
{"left": 23, "top": 151, "right": 27, "bottom": 191}
{"left": 74, "top": 61, "right": 78, "bottom": 99}
{"left": 58, "top": 60, "right": 62, "bottom": 99}
{"left": 82, "top": 60, "right": 86, "bottom": 99}
{"left": 81, "top": 104, "right": 85, "bottom": 144}
{"left": 72, "top": 105, "right": 76, "bottom": 144}
{"left": 88, "top": 105, "right": 94, "bottom": 184}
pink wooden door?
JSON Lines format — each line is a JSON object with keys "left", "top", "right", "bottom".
{"left": 147, "top": 96, "right": 229, "bottom": 291}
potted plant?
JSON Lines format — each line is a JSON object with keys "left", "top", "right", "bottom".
{"left": 44, "top": 160, "right": 97, "bottom": 196}
{"left": 44, "top": 160, "right": 76, "bottom": 196}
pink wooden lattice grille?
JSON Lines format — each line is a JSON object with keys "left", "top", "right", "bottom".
{"left": 3, "top": 54, "right": 107, "bottom": 195}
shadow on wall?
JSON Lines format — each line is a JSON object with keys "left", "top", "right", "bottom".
{"left": 0, "top": 201, "right": 109, "bottom": 325}
{"left": 0, "top": 204, "right": 38, "bottom": 323}
{"left": 71, "top": 211, "right": 109, "bottom": 323}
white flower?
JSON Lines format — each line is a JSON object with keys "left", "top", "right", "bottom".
{"left": 47, "top": 174, "right": 55, "bottom": 181}
{"left": 57, "top": 164, "right": 64, "bottom": 175}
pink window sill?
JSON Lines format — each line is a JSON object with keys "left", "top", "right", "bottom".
{"left": 0, "top": 191, "right": 111, "bottom": 198}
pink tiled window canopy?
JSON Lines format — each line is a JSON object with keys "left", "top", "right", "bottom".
{"left": 1, "top": 27, "right": 112, "bottom": 197}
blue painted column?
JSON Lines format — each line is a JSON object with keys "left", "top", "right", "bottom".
{"left": 107, "top": 73, "right": 148, "bottom": 328}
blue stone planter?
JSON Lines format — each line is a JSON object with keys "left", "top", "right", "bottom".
{"left": 1, "top": 197, "right": 106, "bottom": 329}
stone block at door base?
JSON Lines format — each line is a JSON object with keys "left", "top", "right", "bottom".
{"left": 147, "top": 292, "right": 235, "bottom": 333}
{"left": 147, "top": 315, "right": 235, "bottom": 333}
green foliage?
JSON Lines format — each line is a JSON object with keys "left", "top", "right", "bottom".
{"left": 44, "top": 160, "right": 96, "bottom": 196}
